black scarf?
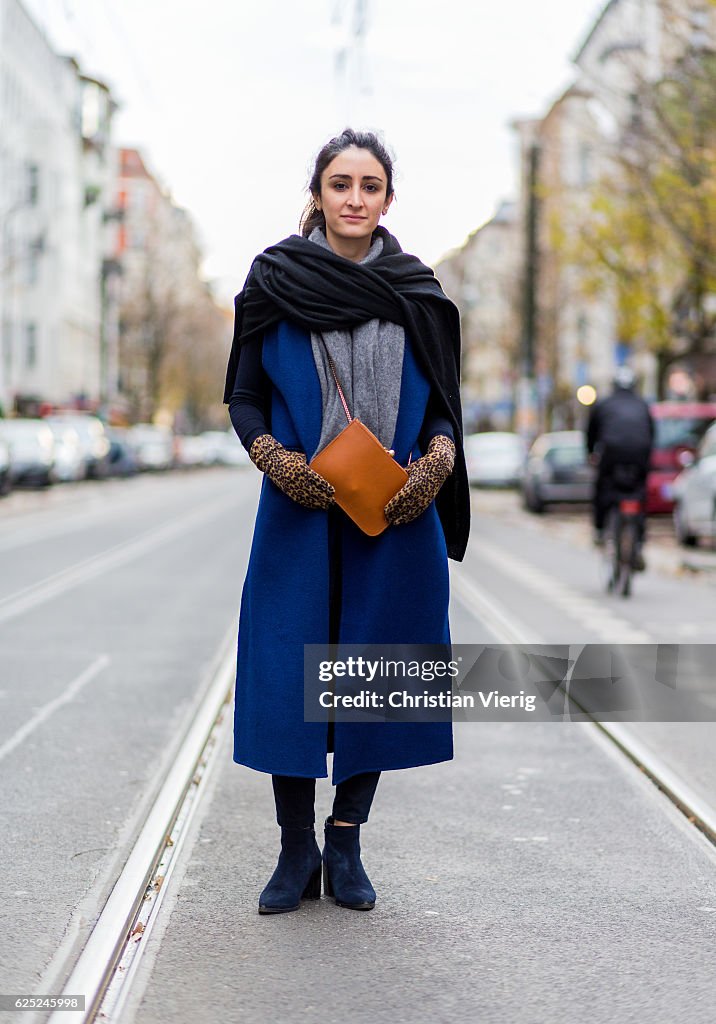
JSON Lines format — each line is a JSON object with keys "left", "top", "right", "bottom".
{"left": 223, "top": 225, "right": 470, "bottom": 562}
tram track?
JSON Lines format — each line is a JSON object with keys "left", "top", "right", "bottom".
{"left": 22, "top": 549, "right": 713, "bottom": 1024}
{"left": 0, "top": 471, "right": 254, "bottom": 1024}
{"left": 450, "top": 562, "right": 716, "bottom": 848}
{"left": 42, "top": 637, "right": 237, "bottom": 1024}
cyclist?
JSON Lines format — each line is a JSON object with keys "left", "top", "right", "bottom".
{"left": 586, "top": 366, "right": 654, "bottom": 570}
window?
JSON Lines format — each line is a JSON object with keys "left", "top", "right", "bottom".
{"left": 547, "top": 443, "right": 587, "bottom": 468}
{"left": 27, "top": 241, "right": 40, "bottom": 286}
{"left": 654, "top": 417, "right": 715, "bottom": 451}
{"left": 27, "top": 163, "right": 39, "bottom": 206}
{"left": 25, "top": 323, "right": 37, "bottom": 369}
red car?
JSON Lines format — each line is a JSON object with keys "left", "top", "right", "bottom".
{"left": 647, "top": 402, "right": 716, "bottom": 513}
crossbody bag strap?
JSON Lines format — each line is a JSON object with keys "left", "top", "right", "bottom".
{"left": 318, "top": 334, "right": 353, "bottom": 425}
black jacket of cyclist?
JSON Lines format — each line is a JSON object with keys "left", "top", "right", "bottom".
{"left": 586, "top": 366, "right": 655, "bottom": 541}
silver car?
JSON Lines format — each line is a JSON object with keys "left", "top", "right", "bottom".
{"left": 522, "top": 431, "right": 595, "bottom": 513}
{"left": 0, "top": 418, "right": 55, "bottom": 487}
{"left": 126, "top": 424, "right": 174, "bottom": 471}
{"left": 0, "top": 436, "right": 11, "bottom": 495}
{"left": 464, "top": 432, "right": 526, "bottom": 487}
{"left": 44, "top": 420, "right": 85, "bottom": 482}
{"left": 45, "top": 413, "right": 111, "bottom": 479}
{"left": 175, "top": 434, "right": 211, "bottom": 468}
{"left": 672, "top": 423, "right": 716, "bottom": 547}
{"left": 200, "top": 429, "right": 251, "bottom": 467}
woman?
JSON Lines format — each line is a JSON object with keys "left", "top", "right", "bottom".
{"left": 225, "top": 128, "right": 469, "bottom": 915}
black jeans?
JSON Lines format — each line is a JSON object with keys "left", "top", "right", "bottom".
{"left": 272, "top": 772, "right": 381, "bottom": 828}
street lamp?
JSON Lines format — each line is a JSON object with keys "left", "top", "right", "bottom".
{"left": 576, "top": 384, "right": 597, "bottom": 406}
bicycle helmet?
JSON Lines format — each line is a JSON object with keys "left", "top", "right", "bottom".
{"left": 612, "top": 365, "right": 636, "bottom": 390}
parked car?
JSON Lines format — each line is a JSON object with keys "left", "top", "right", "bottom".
{"left": 0, "top": 436, "right": 12, "bottom": 496}
{"left": 44, "top": 420, "right": 85, "bottom": 482}
{"left": 213, "top": 429, "right": 250, "bottom": 467}
{"left": 175, "top": 434, "right": 211, "bottom": 468}
{"left": 44, "top": 412, "right": 111, "bottom": 479}
{"left": 126, "top": 424, "right": 174, "bottom": 471}
{"left": 464, "top": 431, "right": 526, "bottom": 487}
{"left": 196, "top": 430, "right": 228, "bottom": 466}
{"left": 105, "top": 427, "right": 139, "bottom": 477}
{"left": 0, "top": 418, "right": 55, "bottom": 487}
{"left": 521, "top": 431, "right": 594, "bottom": 513}
{"left": 647, "top": 401, "right": 716, "bottom": 514}
{"left": 672, "top": 422, "right": 716, "bottom": 547}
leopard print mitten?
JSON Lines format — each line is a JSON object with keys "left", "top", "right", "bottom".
{"left": 384, "top": 434, "right": 455, "bottom": 526}
{"left": 249, "top": 434, "right": 335, "bottom": 510}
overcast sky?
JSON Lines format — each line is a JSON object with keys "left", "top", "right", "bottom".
{"left": 26, "top": 0, "right": 606, "bottom": 303}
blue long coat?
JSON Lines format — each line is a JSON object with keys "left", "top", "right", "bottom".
{"left": 233, "top": 319, "right": 453, "bottom": 784}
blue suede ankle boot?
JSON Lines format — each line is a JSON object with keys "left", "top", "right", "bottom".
{"left": 322, "top": 816, "right": 376, "bottom": 910}
{"left": 258, "top": 825, "right": 322, "bottom": 915}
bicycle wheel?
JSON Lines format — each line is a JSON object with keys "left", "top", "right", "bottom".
{"left": 601, "top": 507, "right": 619, "bottom": 593}
{"left": 617, "top": 517, "right": 637, "bottom": 597}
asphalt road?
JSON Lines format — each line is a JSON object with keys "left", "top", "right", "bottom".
{"left": 1, "top": 472, "right": 715, "bottom": 1023}
{"left": 455, "top": 490, "right": 716, "bottom": 815}
{"left": 0, "top": 469, "right": 254, "bottom": 1004}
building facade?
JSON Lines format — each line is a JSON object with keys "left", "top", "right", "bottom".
{"left": 435, "top": 202, "right": 521, "bottom": 432}
{"left": 0, "top": 0, "right": 118, "bottom": 415}
{"left": 110, "top": 147, "right": 229, "bottom": 429}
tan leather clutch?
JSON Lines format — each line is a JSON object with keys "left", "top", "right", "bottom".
{"left": 310, "top": 417, "right": 408, "bottom": 536}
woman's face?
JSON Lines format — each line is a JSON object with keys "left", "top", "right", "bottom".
{"left": 315, "top": 146, "right": 393, "bottom": 244}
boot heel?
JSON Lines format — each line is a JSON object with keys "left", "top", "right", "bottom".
{"left": 302, "top": 864, "right": 322, "bottom": 900}
{"left": 322, "top": 859, "right": 334, "bottom": 898}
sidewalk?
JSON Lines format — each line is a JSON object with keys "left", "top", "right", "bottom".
{"left": 120, "top": 716, "right": 716, "bottom": 1024}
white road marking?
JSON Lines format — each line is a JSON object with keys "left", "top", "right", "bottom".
{"left": 0, "top": 496, "right": 241, "bottom": 627}
{"left": 449, "top": 565, "right": 540, "bottom": 643}
{"left": 468, "top": 538, "right": 654, "bottom": 643}
{"left": 455, "top": 528, "right": 716, "bottom": 847}
{"left": 0, "top": 654, "right": 110, "bottom": 763}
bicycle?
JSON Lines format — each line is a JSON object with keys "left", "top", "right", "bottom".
{"left": 590, "top": 445, "right": 650, "bottom": 598}
{"left": 602, "top": 495, "right": 644, "bottom": 597}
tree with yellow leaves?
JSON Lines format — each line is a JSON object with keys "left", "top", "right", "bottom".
{"left": 568, "top": 15, "right": 716, "bottom": 396}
